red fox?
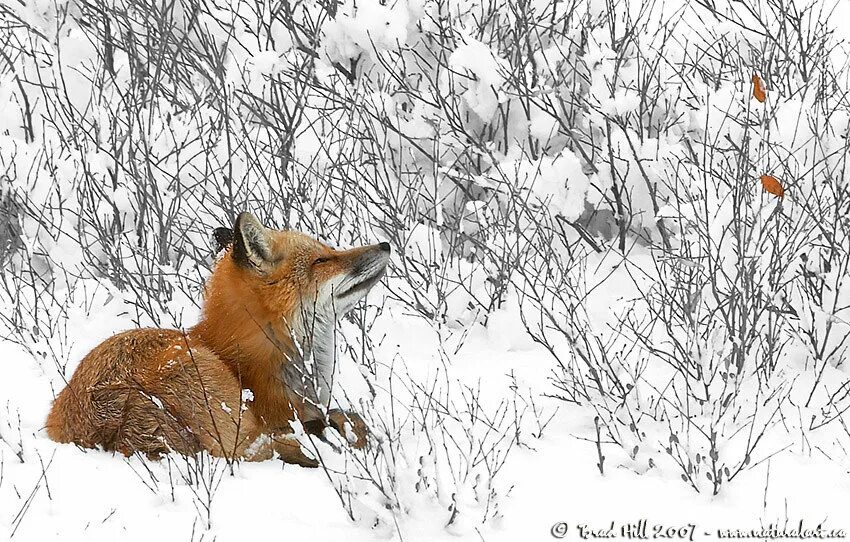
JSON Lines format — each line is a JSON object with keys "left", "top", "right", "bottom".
{"left": 45, "top": 212, "right": 390, "bottom": 467}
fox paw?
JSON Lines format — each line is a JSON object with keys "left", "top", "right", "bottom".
{"left": 273, "top": 436, "right": 319, "bottom": 468}
{"left": 327, "top": 409, "right": 368, "bottom": 449}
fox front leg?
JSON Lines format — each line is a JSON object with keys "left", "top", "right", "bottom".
{"left": 302, "top": 409, "right": 368, "bottom": 449}
{"left": 328, "top": 409, "right": 368, "bottom": 448}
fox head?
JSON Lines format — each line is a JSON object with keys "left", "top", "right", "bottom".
{"left": 200, "top": 212, "right": 390, "bottom": 419}
{"left": 210, "top": 212, "right": 390, "bottom": 328}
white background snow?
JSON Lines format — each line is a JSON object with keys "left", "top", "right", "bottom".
{"left": 3, "top": 0, "right": 850, "bottom": 540}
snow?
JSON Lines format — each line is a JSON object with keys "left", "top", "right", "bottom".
{"left": 3, "top": 257, "right": 850, "bottom": 540}
{"left": 502, "top": 147, "right": 590, "bottom": 222}
{"left": 447, "top": 38, "right": 508, "bottom": 122}
{"left": 322, "top": 0, "right": 412, "bottom": 65}
{"left": 3, "top": 0, "right": 850, "bottom": 539}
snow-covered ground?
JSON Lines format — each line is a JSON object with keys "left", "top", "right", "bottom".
{"left": 4, "top": 0, "right": 850, "bottom": 539}
{"left": 3, "top": 253, "right": 850, "bottom": 540}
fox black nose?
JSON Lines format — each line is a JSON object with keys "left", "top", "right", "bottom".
{"left": 378, "top": 242, "right": 391, "bottom": 252}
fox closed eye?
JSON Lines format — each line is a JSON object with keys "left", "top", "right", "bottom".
{"left": 313, "top": 257, "right": 331, "bottom": 265}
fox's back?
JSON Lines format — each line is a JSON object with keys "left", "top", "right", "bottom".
{"left": 45, "top": 328, "right": 206, "bottom": 454}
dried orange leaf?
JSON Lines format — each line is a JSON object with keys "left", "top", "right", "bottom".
{"left": 760, "top": 174, "right": 784, "bottom": 198}
{"left": 752, "top": 74, "right": 766, "bottom": 103}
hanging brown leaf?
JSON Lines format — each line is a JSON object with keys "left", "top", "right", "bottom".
{"left": 752, "top": 74, "right": 766, "bottom": 103}
{"left": 760, "top": 174, "right": 784, "bottom": 198}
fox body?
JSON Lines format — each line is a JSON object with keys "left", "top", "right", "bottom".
{"left": 45, "top": 212, "right": 390, "bottom": 466}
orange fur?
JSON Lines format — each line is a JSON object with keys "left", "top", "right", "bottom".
{"left": 46, "top": 213, "right": 389, "bottom": 466}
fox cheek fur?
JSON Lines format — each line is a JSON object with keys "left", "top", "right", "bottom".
{"left": 45, "top": 212, "right": 390, "bottom": 465}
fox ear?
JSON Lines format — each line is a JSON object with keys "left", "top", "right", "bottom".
{"left": 232, "top": 212, "right": 273, "bottom": 269}
{"left": 212, "top": 227, "right": 234, "bottom": 254}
